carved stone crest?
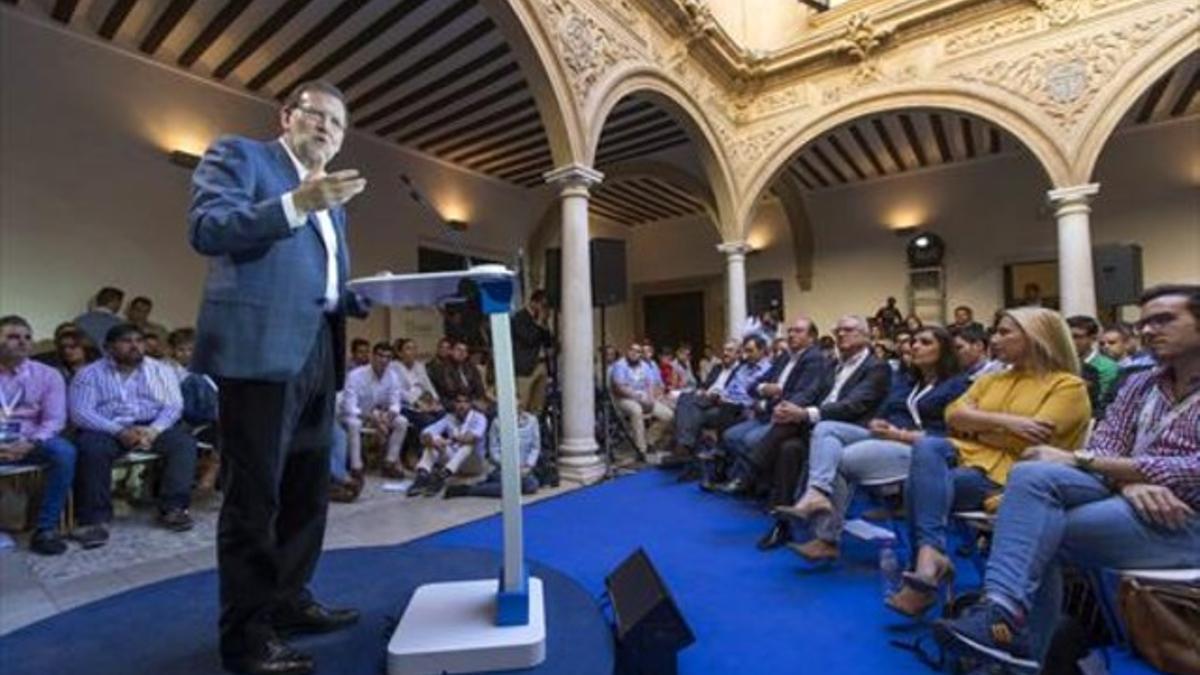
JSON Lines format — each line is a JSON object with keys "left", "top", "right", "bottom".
{"left": 1045, "top": 60, "right": 1088, "bottom": 103}
{"left": 538, "top": 0, "right": 640, "bottom": 103}
{"left": 840, "top": 13, "right": 896, "bottom": 85}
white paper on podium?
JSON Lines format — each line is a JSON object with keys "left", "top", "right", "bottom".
{"left": 348, "top": 265, "right": 519, "bottom": 309}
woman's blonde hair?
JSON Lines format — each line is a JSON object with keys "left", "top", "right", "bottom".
{"left": 1002, "top": 307, "right": 1080, "bottom": 376}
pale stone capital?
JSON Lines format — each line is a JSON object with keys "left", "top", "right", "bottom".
{"left": 717, "top": 240, "right": 752, "bottom": 258}
{"left": 543, "top": 163, "right": 604, "bottom": 196}
{"left": 1047, "top": 183, "right": 1100, "bottom": 216}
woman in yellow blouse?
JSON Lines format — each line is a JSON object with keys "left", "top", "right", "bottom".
{"left": 886, "top": 307, "right": 1091, "bottom": 617}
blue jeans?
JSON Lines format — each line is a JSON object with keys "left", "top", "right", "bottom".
{"left": 807, "top": 421, "right": 911, "bottom": 542}
{"left": 906, "top": 436, "right": 998, "bottom": 553}
{"left": 329, "top": 423, "right": 349, "bottom": 482}
{"left": 721, "top": 418, "right": 772, "bottom": 479}
{"left": 2, "top": 436, "right": 76, "bottom": 531}
{"left": 985, "top": 461, "right": 1200, "bottom": 655}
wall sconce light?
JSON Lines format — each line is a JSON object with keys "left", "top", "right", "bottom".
{"left": 891, "top": 225, "right": 920, "bottom": 237}
{"left": 446, "top": 219, "right": 468, "bottom": 232}
{"left": 169, "top": 150, "right": 201, "bottom": 169}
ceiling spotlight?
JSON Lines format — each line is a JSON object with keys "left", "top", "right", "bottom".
{"left": 906, "top": 231, "right": 945, "bottom": 268}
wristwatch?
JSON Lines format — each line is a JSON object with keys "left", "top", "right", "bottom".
{"left": 1073, "top": 449, "right": 1096, "bottom": 471}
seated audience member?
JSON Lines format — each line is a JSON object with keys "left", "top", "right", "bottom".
{"left": 425, "top": 337, "right": 454, "bottom": 396}
{"left": 951, "top": 305, "right": 985, "bottom": 334}
{"left": 73, "top": 286, "right": 124, "bottom": 353}
{"left": 1068, "top": 315, "right": 1119, "bottom": 402}
{"left": 781, "top": 327, "right": 969, "bottom": 562}
{"left": 874, "top": 297, "right": 903, "bottom": 339}
{"left": 600, "top": 345, "right": 620, "bottom": 383}
{"left": 611, "top": 340, "right": 674, "bottom": 459}
{"left": 166, "top": 328, "right": 195, "bottom": 381}
{"left": 469, "top": 349, "right": 494, "bottom": 400}
{"left": 1020, "top": 282, "right": 1045, "bottom": 308}
{"left": 904, "top": 313, "right": 924, "bottom": 335}
{"left": 70, "top": 324, "right": 197, "bottom": 546}
{"left": 408, "top": 393, "right": 487, "bottom": 497}
{"left": 953, "top": 324, "right": 1003, "bottom": 380}
{"left": 671, "top": 337, "right": 771, "bottom": 460}
{"left": 771, "top": 337, "right": 789, "bottom": 360}
{"left": 327, "top": 412, "right": 360, "bottom": 503}
{"left": 391, "top": 338, "right": 443, "bottom": 431}
{"left": 697, "top": 344, "right": 717, "bottom": 383}
{"left": 1100, "top": 322, "right": 1152, "bottom": 370}
{"left": 341, "top": 342, "right": 409, "bottom": 479}
{"left": 711, "top": 318, "right": 828, "bottom": 492}
{"left": 672, "top": 344, "right": 698, "bottom": 390}
{"left": 657, "top": 351, "right": 688, "bottom": 395}
{"left": 447, "top": 395, "right": 542, "bottom": 498}
{"left": 749, "top": 315, "right": 891, "bottom": 549}
{"left": 817, "top": 335, "right": 837, "bottom": 362}
{"left": 641, "top": 339, "right": 658, "bottom": 366}
{"left": 937, "top": 284, "right": 1200, "bottom": 667}
{"left": 433, "top": 340, "right": 492, "bottom": 412}
{"left": 512, "top": 290, "right": 554, "bottom": 414}
{"left": 886, "top": 307, "right": 1091, "bottom": 617}
{"left": 0, "top": 316, "right": 77, "bottom": 555}
{"left": 125, "top": 296, "right": 169, "bottom": 344}
{"left": 50, "top": 328, "right": 97, "bottom": 384}
{"left": 347, "top": 337, "right": 370, "bottom": 371}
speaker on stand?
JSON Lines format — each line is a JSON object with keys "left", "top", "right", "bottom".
{"left": 605, "top": 548, "right": 695, "bottom": 675}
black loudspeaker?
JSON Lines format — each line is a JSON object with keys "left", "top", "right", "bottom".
{"left": 606, "top": 548, "right": 695, "bottom": 675}
{"left": 544, "top": 247, "right": 562, "bottom": 309}
{"left": 747, "top": 279, "right": 784, "bottom": 318}
{"left": 1093, "top": 244, "right": 1143, "bottom": 308}
{"left": 544, "top": 239, "right": 628, "bottom": 309}
{"left": 590, "top": 238, "right": 628, "bottom": 307}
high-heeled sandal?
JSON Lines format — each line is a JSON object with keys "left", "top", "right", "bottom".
{"left": 886, "top": 559, "right": 956, "bottom": 618}
{"left": 772, "top": 493, "right": 833, "bottom": 521}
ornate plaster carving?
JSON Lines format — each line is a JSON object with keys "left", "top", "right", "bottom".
{"left": 1026, "top": 0, "right": 1083, "bottom": 26}
{"left": 839, "top": 12, "right": 896, "bottom": 85}
{"left": 537, "top": 0, "right": 641, "bottom": 103}
{"left": 951, "top": 8, "right": 1196, "bottom": 132}
{"left": 945, "top": 12, "right": 1038, "bottom": 57}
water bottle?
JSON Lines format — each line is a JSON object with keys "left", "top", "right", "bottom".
{"left": 879, "top": 542, "right": 902, "bottom": 597}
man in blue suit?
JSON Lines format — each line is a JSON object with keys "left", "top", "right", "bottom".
{"left": 189, "top": 80, "right": 369, "bottom": 675}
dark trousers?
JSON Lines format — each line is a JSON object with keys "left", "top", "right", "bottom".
{"left": 216, "top": 319, "right": 336, "bottom": 657}
{"left": 74, "top": 423, "right": 196, "bottom": 524}
{"left": 748, "top": 422, "right": 812, "bottom": 507}
{"left": 673, "top": 394, "right": 743, "bottom": 450}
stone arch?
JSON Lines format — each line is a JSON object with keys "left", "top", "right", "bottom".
{"left": 482, "top": 0, "right": 586, "bottom": 168}
{"left": 735, "top": 84, "right": 1073, "bottom": 234}
{"left": 584, "top": 66, "right": 739, "bottom": 241}
{"left": 1072, "top": 23, "right": 1199, "bottom": 185}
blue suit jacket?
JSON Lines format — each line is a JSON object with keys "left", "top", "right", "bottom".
{"left": 188, "top": 136, "right": 366, "bottom": 386}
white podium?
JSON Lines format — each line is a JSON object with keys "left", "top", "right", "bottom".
{"left": 349, "top": 266, "right": 546, "bottom": 675}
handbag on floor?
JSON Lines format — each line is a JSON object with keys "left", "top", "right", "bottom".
{"left": 1118, "top": 577, "right": 1200, "bottom": 675}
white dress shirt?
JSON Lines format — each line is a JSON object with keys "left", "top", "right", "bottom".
{"left": 807, "top": 347, "right": 870, "bottom": 423}
{"left": 278, "top": 139, "right": 339, "bottom": 312}
{"left": 391, "top": 360, "right": 438, "bottom": 407}
{"left": 341, "top": 364, "right": 402, "bottom": 419}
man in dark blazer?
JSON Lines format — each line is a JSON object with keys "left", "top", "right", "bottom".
{"left": 511, "top": 289, "right": 554, "bottom": 414}
{"left": 750, "top": 314, "right": 891, "bottom": 550}
{"left": 711, "top": 318, "right": 828, "bottom": 491}
{"left": 189, "top": 81, "right": 369, "bottom": 675}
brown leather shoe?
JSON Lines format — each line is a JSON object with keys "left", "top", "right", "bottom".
{"left": 329, "top": 481, "right": 360, "bottom": 503}
{"left": 381, "top": 462, "right": 405, "bottom": 479}
{"left": 787, "top": 538, "right": 840, "bottom": 562}
{"left": 885, "top": 583, "right": 940, "bottom": 618}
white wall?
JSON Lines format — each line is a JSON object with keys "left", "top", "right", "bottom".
{"left": 0, "top": 11, "right": 552, "bottom": 341}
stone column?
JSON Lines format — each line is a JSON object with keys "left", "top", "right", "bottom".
{"left": 1047, "top": 183, "right": 1100, "bottom": 318}
{"left": 717, "top": 241, "right": 751, "bottom": 340}
{"left": 543, "top": 163, "right": 605, "bottom": 484}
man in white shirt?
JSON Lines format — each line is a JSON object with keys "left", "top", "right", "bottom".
{"left": 341, "top": 342, "right": 409, "bottom": 479}
{"left": 409, "top": 393, "right": 487, "bottom": 497}
{"left": 389, "top": 338, "right": 443, "bottom": 428}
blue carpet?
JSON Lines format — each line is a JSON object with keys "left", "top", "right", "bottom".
{"left": 2, "top": 469, "right": 1160, "bottom": 675}
{"left": 0, "top": 547, "right": 612, "bottom": 675}
{"left": 419, "top": 470, "right": 1162, "bottom": 675}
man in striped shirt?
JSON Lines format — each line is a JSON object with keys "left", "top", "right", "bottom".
{"left": 70, "top": 323, "right": 197, "bottom": 547}
{"left": 937, "top": 285, "right": 1200, "bottom": 669}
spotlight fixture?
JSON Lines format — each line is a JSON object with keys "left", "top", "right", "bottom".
{"left": 168, "top": 150, "right": 201, "bottom": 169}
{"left": 906, "top": 231, "right": 945, "bottom": 268}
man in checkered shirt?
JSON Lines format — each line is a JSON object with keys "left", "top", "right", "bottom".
{"left": 937, "top": 284, "right": 1200, "bottom": 669}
